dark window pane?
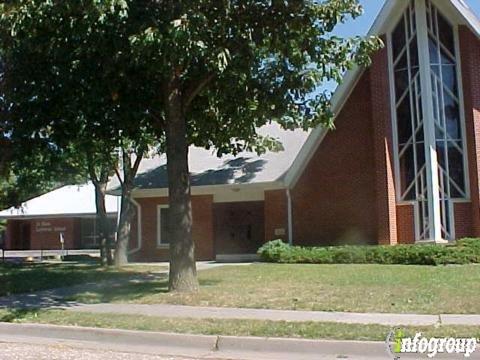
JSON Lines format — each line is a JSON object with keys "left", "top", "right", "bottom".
{"left": 437, "top": 12, "right": 455, "bottom": 55}
{"left": 392, "top": 16, "right": 406, "bottom": 60}
{"left": 409, "top": 37, "right": 419, "bottom": 68}
{"left": 397, "top": 94, "right": 413, "bottom": 145}
{"left": 410, "top": 1, "right": 416, "bottom": 33}
{"left": 395, "top": 69, "right": 409, "bottom": 102}
{"left": 160, "top": 208, "right": 169, "bottom": 244}
{"left": 448, "top": 142, "right": 465, "bottom": 196}
{"left": 395, "top": 51, "right": 408, "bottom": 71}
{"left": 416, "top": 142, "right": 426, "bottom": 169}
{"left": 399, "top": 145, "right": 416, "bottom": 199}
{"left": 440, "top": 48, "right": 454, "bottom": 65}
{"left": 443, "top": 90, "right": 460, "bottom": 140}
{"left": 436, "top": 140, "right": 447, "bottom": 169}
{"left": 435, "top": 124, "right": 445, "bottom": 140}
{"left": 440, "top": 199, "right": 451, "bottom": 238}
{"left": 429, "top": 37, "right": 439, "bottom": 64}
{"left": 432, "top": 94, "right": 439, "bottom": 123}
{"left": 442, "top": 65, "right": 457, "bottom": 93}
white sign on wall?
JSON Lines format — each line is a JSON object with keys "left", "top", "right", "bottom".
{"left": 35, "top": 221, "right": 66, "bottom": 233}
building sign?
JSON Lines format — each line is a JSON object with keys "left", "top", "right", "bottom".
{"left": 35, "top": 221, "right": 67, "bottom": 233}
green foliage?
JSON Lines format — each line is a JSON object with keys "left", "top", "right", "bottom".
{"left": 0, "top": 0, "right": 158, "bottom": 184}
{"left": 0, "top": 0, "right": 382, "bottom": 156}
{"left": 0, "top": 142, "right": 85, "bottom": 210}
{"left": 258, "top": 239, "right": 480, "bottom": 266}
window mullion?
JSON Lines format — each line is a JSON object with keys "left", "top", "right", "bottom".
{"left": 414, "top": 0, "right": 442, "bottom": 242}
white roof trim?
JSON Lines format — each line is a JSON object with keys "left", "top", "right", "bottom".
{"left": 129, "top": 181, "right": 285, "bottom": 199}
{"left": 451, "top": 0, "right": 480, "bottom": 36}
{"left": 284, "top": 0, "right": 480, "bottom": 189}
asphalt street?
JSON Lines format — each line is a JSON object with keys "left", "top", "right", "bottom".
{"left": 0, "top": 342, "right": 200, "bottom": 360}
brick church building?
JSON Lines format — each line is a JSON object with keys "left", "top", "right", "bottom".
{"left": 2, "top": 0, "right": 480, "bottom": 262}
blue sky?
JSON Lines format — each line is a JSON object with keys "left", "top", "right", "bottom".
{"left": 320, "top": 1, "right": 480, "bottom": 92}
{"left": 334, "top": 1, "right": 480, "bottom": 37}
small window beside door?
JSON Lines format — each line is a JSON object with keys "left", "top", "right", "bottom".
{"left": 157, "top": 205, "right": 170, "bottom": 247}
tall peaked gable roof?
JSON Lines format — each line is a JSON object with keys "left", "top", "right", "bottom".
{"left": 284, "top": 0, "right": 480, "bottom": 188}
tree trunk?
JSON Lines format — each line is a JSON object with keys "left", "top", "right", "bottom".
{"left": 115, "top": 187, "right": 134, "bottom": 267}
{"left": 93, "top": 181, "right": 112, "bottom": 266}
{"left": 114, "top": 150, "right": 135, "bottom": 267}
{"left": 165, "top": 73, "right": 199, "bottom": 293}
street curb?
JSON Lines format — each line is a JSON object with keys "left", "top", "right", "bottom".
{"left": 0, "top": 322, "right": 217, "bottom": 351}
{"left": 0, "top": 322, "right": 390, "bottom": 359}
{"left": 216, "top": 335, "right": 388, "bottom": 359}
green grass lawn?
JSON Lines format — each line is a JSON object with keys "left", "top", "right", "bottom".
{"left": 0, "top": 308, "right": 478, "bottom": 341}
{"left": 68, "top": 263, "right": 480, "bottom": 314}
{"left": 0, "top": 262, "right": 166, "bottom": 297}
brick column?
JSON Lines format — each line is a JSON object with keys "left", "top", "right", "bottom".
{"left": 264, "top": 190, "right": 288, "bottom": 243}
{"left": 459, "top": 26, "right": 480, "bottom": 237}
{"left": 370, "top": 36, "right": 398, "bottom": 245}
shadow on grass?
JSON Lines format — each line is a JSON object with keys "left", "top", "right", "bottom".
{"left": 199, "top": 279, "right": 222, "bottom": 287}
{"left": 68, "top": 276, "right": 170, "bottom": 304}
{"left": 0, "top": 262, "right": 150, "bottom": 298}
{"left": 68, "top": 277, "right": 222, "bottom": 304}
{"left": 0, "top": 308, "right": 41, "bottom": 322}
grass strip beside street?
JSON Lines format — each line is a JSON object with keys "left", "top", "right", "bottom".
{"left": 0, "top": 309, "right": 479, "bottom": 341}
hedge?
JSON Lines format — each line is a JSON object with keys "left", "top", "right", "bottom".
{"left": 257, "top": 238, "right": 480, "bottom": 265}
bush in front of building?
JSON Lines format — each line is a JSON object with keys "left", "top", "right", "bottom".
{"left": 257, "top": 238, "right": 480, "bottom": 266}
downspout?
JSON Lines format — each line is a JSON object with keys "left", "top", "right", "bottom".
{"left": 286, "top": 188, "right": 293, "bottom": 246}
{"left": 127, "top": 197, "right": 142, "bottom": 255}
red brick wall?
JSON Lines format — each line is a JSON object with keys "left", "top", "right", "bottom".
{"left": 129, "top": 195, "right": 215, "bottom": 262}
{"left": 370, "top": 36, "right": 398, "bottom": 245}
{"left": 5, "top": 220, "right": 18, "bottom": 249}
{"left": 30, "top": 218, "right": 76, "bottom": 250}
{"left": 396, "top": 205, "right": 415, "bottom": 244}
{"left": 5, "top": 218, "right": 78, "bottom": 250}
{"left": 459, "top": 26, "right": 480, "bottom": 238}
{"left": 291, "top": 69, "right": 378, "bottom": 246}
{"left": 454, "top": 202, "right": 473, "bottom": 239}
{"left": 264, "top": 190, "right": 288, "bottom": 243}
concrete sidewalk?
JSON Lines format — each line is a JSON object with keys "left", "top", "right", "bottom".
{"left": 69, "top": 303, "right": 480, "bottom": 326}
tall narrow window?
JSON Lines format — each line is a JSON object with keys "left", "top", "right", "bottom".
{"left": 157, "top": 205, "right": 170, "bottom": 247}
{"left": 426, "top": 0, "right": 467, "bottom": 239}
{"left": 391, "top": 0, "right": 431, "bottom": 240}
{"left": 390, "top": 0, "right": 467, "bottom": 242}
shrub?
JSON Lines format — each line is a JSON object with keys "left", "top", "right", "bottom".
{"left": 257, "top": 238, "right": 480, "bottom": 266}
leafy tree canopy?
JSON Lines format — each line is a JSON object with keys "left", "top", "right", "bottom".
{"left": 0, "top": 0, "right": 380, "bottom": 155}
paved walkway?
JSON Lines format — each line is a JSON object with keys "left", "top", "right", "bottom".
{"left": 68, "top": 303, "right": 480, "bottom": 326}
